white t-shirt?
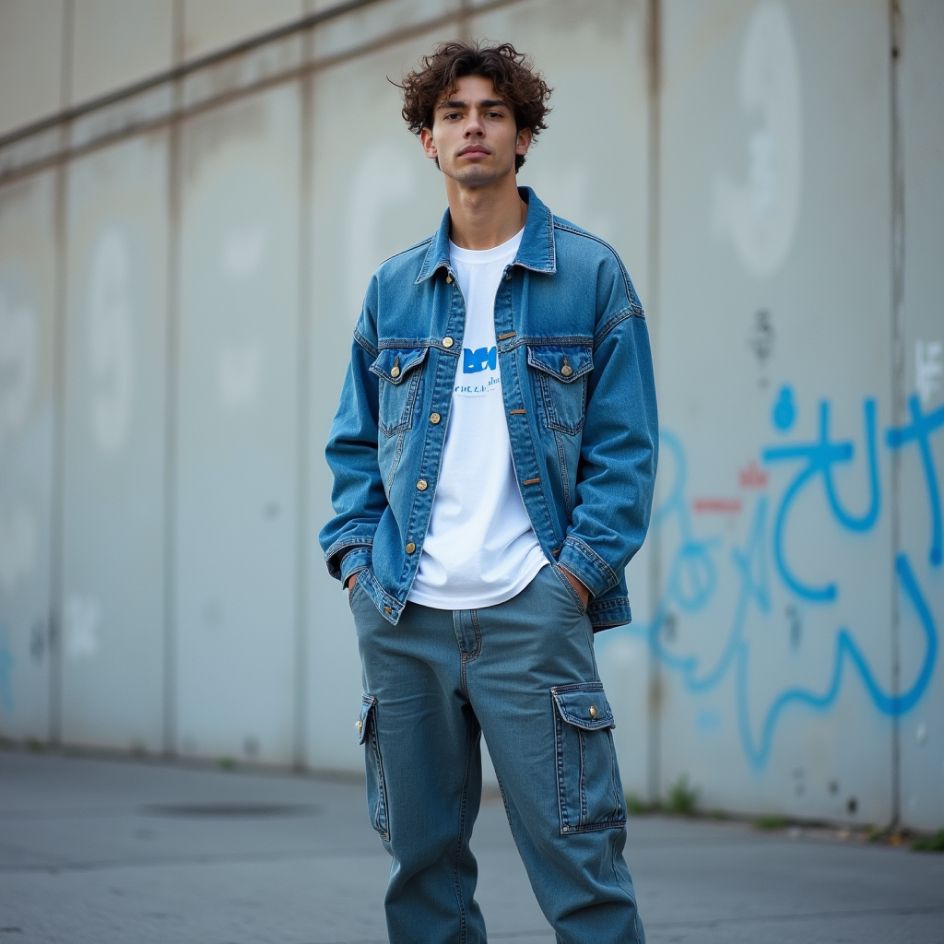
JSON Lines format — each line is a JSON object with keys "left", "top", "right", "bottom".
{"left": 408, "top": 228, "right": 547, "bottom": 609}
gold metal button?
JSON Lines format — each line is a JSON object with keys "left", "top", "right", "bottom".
{"left": 442, "top": 336, "right": 454, "bottom": 348}
{"left": 445, "top": 273, "right": 453, "bottom": 284}
{"left": 561, "top": 359, "right": 573, "bottom": 378}
{"left": 390, "top": 366, "right": 401, "bottom": 378}
{"left": 405, "top": 542, "right": 416, "bottom": 554}
{"left": 416, "top": 479, "right": 428, "bottom": 491}
{"left": 430, "top": 412, "right": 441, "bottom": 424}
{"left": 355, "top": 719, "right": 363, "bottom": 733}
{"left": 588, "top": 705, "right": 598, "bottom": 719}
{"left": 384, "top": 606, "right": 392, "bottom": 615}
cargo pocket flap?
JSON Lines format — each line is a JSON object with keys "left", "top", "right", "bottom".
{"left": 552, "top": 683, "right": 615, "bottom": 730}
{"left": 369, "top": 346, "right": 428, "bottom": 384}
{"left": 356, "top": 694, "right": 376, "bottom": 744}
{"left": 527, "top": 344, "right": 593, "bottom": 383}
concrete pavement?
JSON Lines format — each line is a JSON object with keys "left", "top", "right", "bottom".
{"left": 1, "top": 749, "right": 942, "bottom": 943}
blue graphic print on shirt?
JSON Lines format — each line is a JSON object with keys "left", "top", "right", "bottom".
{"left": 464, "top": 346, "right": 497, "bottom": 373}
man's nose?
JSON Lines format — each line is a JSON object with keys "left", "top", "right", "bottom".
{"left": 464, "top": 111, "right": 484, "bottom": 134}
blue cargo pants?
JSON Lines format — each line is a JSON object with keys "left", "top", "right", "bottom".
{"left": 350, "top": 562, "right": 646, "bottom": 943}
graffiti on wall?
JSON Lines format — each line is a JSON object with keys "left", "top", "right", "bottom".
{"left": 623, "top": 383, "right": 941, "bottom": 769}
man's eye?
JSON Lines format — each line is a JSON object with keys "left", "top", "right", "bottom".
{"left": 444, "top": 113, "right": 461, "bottom": 120}
{"left": 487, "top": 111, "right": 505, "bottom": 119}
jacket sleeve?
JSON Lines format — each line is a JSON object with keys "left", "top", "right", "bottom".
{"left": 318, "top": 286, "right": 385, "bottom": 583}
{"left": 556, "top": 273, "right": 658, "bottom": 599}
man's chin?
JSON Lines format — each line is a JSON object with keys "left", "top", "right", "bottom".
{"left": 445, "top": 166, "right": 511, "bottom": 188}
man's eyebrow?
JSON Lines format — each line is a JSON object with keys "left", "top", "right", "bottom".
{"left": 436, "top": 98, "right": 509, "bottom": 110}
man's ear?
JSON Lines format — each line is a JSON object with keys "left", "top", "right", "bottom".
{"left": 515, "top": 127, "right": 533, "bottom": 158}
{"left": 420, "top": 127, "right": 438, "bottom": 160}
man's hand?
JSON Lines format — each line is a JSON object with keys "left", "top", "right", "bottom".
{"left": 558, "top": 566, "right": 590, "bottom": 609}
{"left": 345, "top": 573, "right": 359, "bottom": 592}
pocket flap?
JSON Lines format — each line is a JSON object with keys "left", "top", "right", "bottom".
{"left": 356, "top": 693, "right": 377, "bottom": 744}
{"left": 369, "top": 346, "right": 428, "bottom": 384}
{"left": 552, "top": 682, "right": 615, "bottom": 730}
{"left": 527, "top": 344, "right": 593, "bottom": 383}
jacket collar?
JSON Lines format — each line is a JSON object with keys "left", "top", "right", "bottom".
{"left": 415, "top": 186, "right": 557, "bottom": 283}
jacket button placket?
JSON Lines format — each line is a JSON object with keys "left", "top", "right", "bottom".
{"left": 404, "top": 290, "right": 462, "bottom": 594}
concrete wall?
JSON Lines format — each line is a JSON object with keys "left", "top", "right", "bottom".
{"left": 0, "top": 0, "right": 940, "bottom": 832}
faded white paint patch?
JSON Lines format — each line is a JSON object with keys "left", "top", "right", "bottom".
{"left": 915, "top": 340, "right": 942, "bottom": 406}
{"left": 216, "top": 219, "right": 267, "bottom": 409}
{"left": 218, "top": 345, "right": 261, "bottom": 407}
{"left": 88, "top": 227, "right": 133, "bottom": 454}
{"left": 64, "top": 593, "right": 101, "bottom": 660}
{"left": 712, "top": 0, "right": 802, "bottom": 277}
{"left": 346, "top": 144, "right": 416, "bottom": 320}
{"left": 220, "top": 223, "right": 268, "bottom": 278}
{"left": 0, "top": 292, "right": 37, "bottom": 441}
{"left": 0, "top": 505, "right": 37, "bottom": 593}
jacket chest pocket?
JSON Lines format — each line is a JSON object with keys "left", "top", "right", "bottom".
{"left": 526, "top": 344, "right": 593, "bottom": 435}
{"left": 369, "top": 346, "right": 429, "bottom": 437}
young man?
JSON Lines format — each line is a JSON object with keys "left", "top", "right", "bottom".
{"left": 320, "top": 40, "right": 656, "bottom": 943}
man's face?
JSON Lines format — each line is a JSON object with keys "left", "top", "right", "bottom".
{"left": 420, "top": 74, "right": 532, "bottom": 189}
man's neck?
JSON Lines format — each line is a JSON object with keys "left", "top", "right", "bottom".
{"left": 445, "top": 179, "right": 527, "bottom": 251}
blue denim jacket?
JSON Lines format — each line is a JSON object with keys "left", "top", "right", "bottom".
{"left": 320, "top": 187, "right": 657, "bottom": 631}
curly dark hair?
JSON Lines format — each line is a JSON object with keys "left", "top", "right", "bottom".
{"left": 398, "top": 40, "right": 551, "bottom": 172}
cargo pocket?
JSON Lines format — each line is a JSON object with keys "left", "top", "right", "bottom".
{"left": 527, "top": 343, "right": 593, "bottom": 434}
{"left": 552, "top": 681, "right": 626, "bottom": 835}
{"left": 370, "top": 346, "right": 428, "bottom": 437}
{"left": 356, "top": 694, "right": 390, "bottom": 840}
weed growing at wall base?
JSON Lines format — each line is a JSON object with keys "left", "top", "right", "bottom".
{"left": 625, "top": 774, "right": 700, "bottom": 816}
{"left": 911, "top": 829, "right": 944, "bottom": 853}
{"left": 666, "top": 773, "right": 699, "bottom": 815}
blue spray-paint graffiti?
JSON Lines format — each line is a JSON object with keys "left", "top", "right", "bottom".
{"left": 763, "top": 393, "right": 881, "bottom": 602}
{"left": 622, "top": 385, "right": 940, "bottom": 769}
{"left": 740, "top": 554, "right": 937, "bottom": 767}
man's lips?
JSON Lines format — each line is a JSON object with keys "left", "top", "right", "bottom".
{"left": 458, "top": 146, "right": 490, "bottom": 156}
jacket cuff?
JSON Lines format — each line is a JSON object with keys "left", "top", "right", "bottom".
{"left": 325, "top": 539, "right": 372, "bottom": 581}
{"left": 557, "top": 537, "right": 618, "bottom": 599}
{"left": 339, "top": 547, "right": 371, "bottom": 584}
